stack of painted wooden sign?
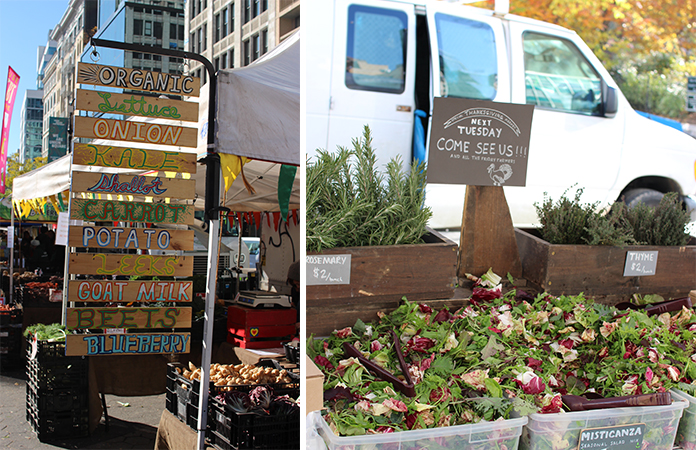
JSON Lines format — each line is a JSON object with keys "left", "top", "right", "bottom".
{"left": 64, "top": 63, "right": 200, "bottom": 357}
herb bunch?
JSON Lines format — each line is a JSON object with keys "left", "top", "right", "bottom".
{"left": 306, "top": 126, "right": 432, "bottom": 252}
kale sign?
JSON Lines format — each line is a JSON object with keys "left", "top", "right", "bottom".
{"left": 427, "top": 98, "right": 534, "bottom": 186}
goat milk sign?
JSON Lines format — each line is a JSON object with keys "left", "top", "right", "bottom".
{"left": 427, "top": 98, "right": 534, "bottom": 186}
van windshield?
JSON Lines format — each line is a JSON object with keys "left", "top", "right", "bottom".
{"left": 435, "top": 13, "right": 497, "bottom": 100}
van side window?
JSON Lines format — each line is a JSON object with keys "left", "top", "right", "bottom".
{"left": 523, "top": 32, "right": 602, "bottom": 115}
{"left": 345, "top": 5, "right": 407, "bottom": 93}
{"left": 435, "top": 14, "right": 497, "bottom": 100}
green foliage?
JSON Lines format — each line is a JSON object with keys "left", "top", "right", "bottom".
{"left": 307, "top": 126, "right": 432, "bottom": 251}
{"left": 2, "top": 153, "right": 47, "bottom": 198}
{"left": 536, "top": 188, "right": 690, "bottom": 246}
{"left": 24, "top": 323, "right": 66, "bottom": 341}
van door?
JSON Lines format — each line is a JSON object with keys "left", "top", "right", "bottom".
{"left": 504, "top": 20, "right": 626, "bottom": 227}
{"left": 423, "top": 3, "right": 511, "bottom": 229}
{"left": 316, "top": 0, "right": 417, "bottom": 166}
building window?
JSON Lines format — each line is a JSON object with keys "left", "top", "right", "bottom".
{"left": 253, "top": 0, "right": 259, "bottom": 17}
{"left": 261, "top": 29, "right": 267, "bottom": 55}
{"left": 170, "top": 23, "right": 177, "bottom": 40}
{"left": 144, "top": 53, "right": 152, "bottom": 60}
{"left": 252, "top": 33, "right": 260, "bottom": 61}
{"left": 215, "top": 57, "right": 219, "bottom": 71}
{"left": 230, "top": 48, "right": 234, "bottom": 68}
{"left": 197, "top": 28, "right": 202, "bottom": 52}
{"left": 179, "top": 25, "right": 184, "bottom": 40}
{"left": 244, "top": 0, "right": 250, "bottom": 24}
{"left": 191, "top": 32, "right": 196, "bottom": 52}
{"left": 154, "top": 54, "right": 162, "bottom": 61}
{"left": 222, "top": 52, "right": 227, "bottom": 69}
{"left": 215, "top": 14, "right": 220, "bottom": 42}
{"left": 243, "top": 39, "right": 250, "bottom": 66}
{"left": 222, "top": 7, "right": 228, "bottom": 36}
{"left": 154, "top": 22, "right": 163, "bottom": 39}
{"left": 190, "top": 0, "right": 196, "bottom": 17}
{"left": 203, "top": 23, "right": 207, "bottom": 50}
{"left": 230, "top": 4, "right": 234, "bottom": 33}
{"left": 262, "top": 0, "right": 267, "bottom": 12}
{"left": 144, "top": 21, "right": 152, "bottom": 36}
{"left": 134, "top": 19, "right": 143, "bottom": 35}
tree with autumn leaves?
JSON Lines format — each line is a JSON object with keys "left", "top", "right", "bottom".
{"left": 474, "top": 0, "right": 696, "bottom": 119}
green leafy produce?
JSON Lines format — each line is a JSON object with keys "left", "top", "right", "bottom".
{"left": 24, "top": 323, "right": 67, "bottom": 341}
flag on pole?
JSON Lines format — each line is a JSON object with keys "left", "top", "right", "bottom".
{"left": 0, "top": 67, "right": 20, "bottom": 194}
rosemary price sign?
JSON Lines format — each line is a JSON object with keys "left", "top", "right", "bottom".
{"left": 306, "top": 254, "right": 351, "bottom": 285}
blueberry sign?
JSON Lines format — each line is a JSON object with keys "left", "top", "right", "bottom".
{"left": 427, "top": 98, "right": 534, "bottom": 186}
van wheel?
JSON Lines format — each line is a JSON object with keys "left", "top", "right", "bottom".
{"left": 623, "top": 188, "right": 664, "bottom": 208}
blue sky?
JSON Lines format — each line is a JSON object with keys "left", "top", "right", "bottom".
{"left": 0, "top": 0, "right": 70, "bottom": 156}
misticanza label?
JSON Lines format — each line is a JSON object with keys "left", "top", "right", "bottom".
{"left": 578, "top": 423, "right": 645, "bottom": 450}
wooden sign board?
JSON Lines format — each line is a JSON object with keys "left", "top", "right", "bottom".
{"left": 69, "top": 226, "right": 193, "bottom": 251}
{"left": 72, "top": 171, "right": 196, "bottom": 199}
{"left": 70, "top": 198, "right": 194, "bottom": 225}
{"left": 75, "top": 89, "right": 199, "bottom": 122}
{"left": 74, "top": 116, "right": 197, "bottom": 148}
{"left": 66, "top": 332, "right": 191, "bottom": 356}
{"left": 69, "top": 280, "right": 194, "bottom": 303}
{"left": 69, "top": 253, "right": 193, "bottom": 277}
{"left": 77, "top": 62, "right": 200, "bottom": 97}
{"left": 73, "top": 143, "right": 197, "bottom": 173}
{"left": 67, "top": 307, "right": 192, "bottom": 329}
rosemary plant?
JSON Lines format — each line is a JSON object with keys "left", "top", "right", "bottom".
{"left": 307, "top": 126, "right": 432, "bottom": 252}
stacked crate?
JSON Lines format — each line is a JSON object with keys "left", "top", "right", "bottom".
{"left": 25, "top": 338, "right": 89, "bottom": 441}
{"left": 0, "top": 307, "right": 22, "bottom": 367}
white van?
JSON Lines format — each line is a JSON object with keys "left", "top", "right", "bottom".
{"left": 305, "top": 0, "right": 696, "bottom": 231}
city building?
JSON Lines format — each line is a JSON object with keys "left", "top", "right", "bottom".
{"left": 18, "top": 90, "right": 44, "bottom": 164}
{"left": 186, "top": 0, "right": 300, "bottom": 84}
{"left": 42, "top": 0, "right": 98, "bottom": 161}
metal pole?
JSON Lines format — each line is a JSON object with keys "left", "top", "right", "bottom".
{"left": 87, "top": 39, "right": 220, "bottom": 449}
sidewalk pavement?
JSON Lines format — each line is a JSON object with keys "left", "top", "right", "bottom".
{"left": 1, "top": 358, "right": 167, "bottom": 450}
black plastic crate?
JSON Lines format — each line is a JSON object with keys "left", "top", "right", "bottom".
{"left": 26, "top": 356, "right": 88, "bottom": 391}
{"left": 26, "top": 384, "right": 89, "bottom": 413}
{"left": 282, "top": 342, "right": 299, "bottom": 364}
{"left": 208, "top": 396, "right": 299, "bottom": 450}
{"left": 25, "top": 337, "right": 67, "bottom": 361}
{"left": 26, "top": 402, "right": 89, "bottom": 441}
{"left": 166, "top": 363, "right": 201, "bottom": 429}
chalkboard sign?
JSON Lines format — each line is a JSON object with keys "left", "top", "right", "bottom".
{"left": 623, "top": 251, "right": 658, "bottom": 276}
{"left": 306, "top": 254, "right": 351, "bottom": 285}
{"left": 577, "top": 423, "right": 645, "bottom": 450}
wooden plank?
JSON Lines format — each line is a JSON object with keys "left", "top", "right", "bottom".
{"left": 74, "top": 116, "right": 197, "bottom": 148}
{"left": 77, "top": 62, "right": 200, "bottom": 97}
{"left": 75, "top": 89, "right": 199, "bottom": 122}
{"left": 458, "top": 185, "right": 522, "bottom": 278}
{"left": 68, "top": 280, "right": 194, "bottom": 303}
{"left": 69, "top": 226, "right": 194, "bottom": 251}
{"left": 66, "top": 332, "right": 191, "bottom": 356}
{"left": 73, "top": 143, "right": 197, "bottom": 173}
{"left": 70, "top": 198, "right": 194, "bottom": 225}
{"left": 72, "top": 171, "right": 196, "bottom": 199}
{"left": 67, "top": 307, "right": 192, "bottom": 329}
{"left": 68, "top": 253, "right": 193, "bottom": 277}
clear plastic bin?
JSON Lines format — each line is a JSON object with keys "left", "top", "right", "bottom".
{"left": 521, "top": 400, "right": 688, "bottom": 450}
{"left": 312, "top": 411, "right": 528, "bottom": 450}
{"left": 670, "top": 389, "right": 696, "bottom": 450}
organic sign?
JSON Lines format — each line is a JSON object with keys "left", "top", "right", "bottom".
{"left": 68, "top": 253, "right": 193, "bottom": 277}
{"left": 73, "top": 143, "right": 197, "bottom": 173}
{"left": 74, "top": 116, "right": 197, "bottom": 148}
{"left": 623, "top": 251, "right": 659, "bottom": 276}
{"left": 577, "top": 423, "right": 645, "bottom": 450}
{"left": 67, "top": 307, "right": 192, "bottom": 329}
{"left": 75, "top": 89, "right": 198, "bottom": 122}
{"left": 69, "top": 226, "right": 194, "bottom": 251}
{"left": 77, "top": 62, "right": 200, "bottom": 97}
{"left": 306, "top": 254, "right": 351, "bottom": 285}
{"left": 70, "top": 198, "right": 194, "bottom": 225}
{"left": 427, "top": 98, "right": 534, "bottom": 186}
{"left": 66, "top": 332, "right": 191, "bottom": 356}
{"left": 68, "top": 280, "right": 193, "bottom": 303}
{"left": 72, "top": 171, "right": 196, "bottom": 199}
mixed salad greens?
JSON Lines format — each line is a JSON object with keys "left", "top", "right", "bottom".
{"left": 308, "top": 270, "right": 696, "bottom": 449}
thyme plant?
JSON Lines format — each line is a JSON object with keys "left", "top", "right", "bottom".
{"left": 307, "top": 126, "right": 432, "bottom": 252}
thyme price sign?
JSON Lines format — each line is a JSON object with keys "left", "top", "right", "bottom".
{"left": 427, "top": 98, "right": 534, "bottom": 186}
{"left": 577, "top": 423, "right": 645, "bottom": 450}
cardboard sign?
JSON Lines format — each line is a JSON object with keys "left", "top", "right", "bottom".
{"left": 623, "top": 251, "right": 659, "bottom": 276}
{"left": 75, "top": 89, "right": 199, "bottom": 122}
{"left": 73, "top": 143, "right": 197, "bottom": 173}
{"left": 577, "top": 423, "right": 645, "bottom": 450}
{"left": 69, "top": 226, "right": 193, "bottom": 251}
{"left": 306, "top": 254, "right": 351, "bottom": 285}
{"left": 74, "top": 116, "right": 197, "bottom": 148}
{"left": 68, "top": 253, "right": 193, "bottom": 277}
{"left": 67, "top": 307, "right": 192, "bottom": 329}
{"left": 66, "top": 332, "right": 191, "bottom": 356}
{"left": 77, "top": 62, "right": 200, "bottom": 97}
{"left": 72, "top": 171, "right": 196, "bottom": 199}
{"left": 70, "top": 198, "right": 194, "bottom": 225}
{"left": 68, "top": 280, "right": 194, "bottom": 303}
{"left": 427, "top": 98, "right": 534, "bottom": 186}
{"left": 55, "top": 212, "right": 69, "bottom": 246}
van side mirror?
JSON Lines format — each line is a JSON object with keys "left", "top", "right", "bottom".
{"left": 603, "top": 85, "right": 618, "bottom": 117}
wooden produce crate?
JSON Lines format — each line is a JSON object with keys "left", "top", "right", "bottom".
{"left": 306, "top": 228, "right": 458, "bottom": 336}
{"left": 515, "top": 228, "right": 696, "bottom": 303}
{"left": 227, "top": 306, "right": 296, "bottom": 349}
